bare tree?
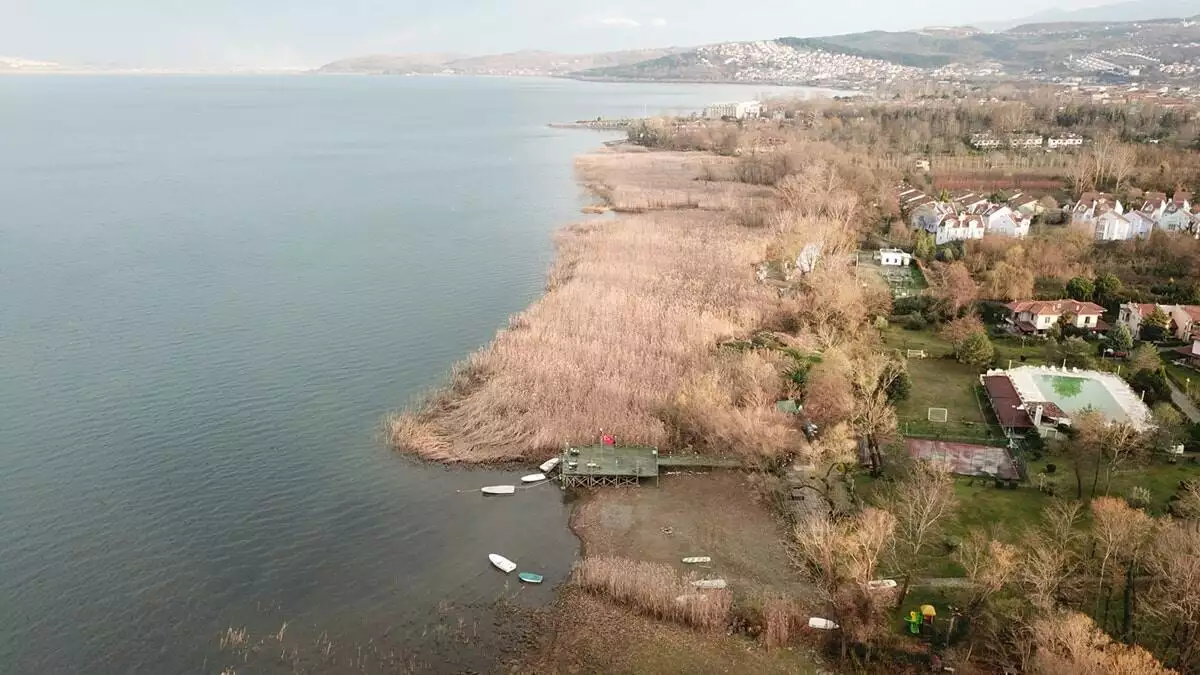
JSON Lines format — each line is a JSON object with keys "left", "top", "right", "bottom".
{"left": 955, "top": 530, "right": 1020, "bottom": 661}
{"left": 1030, "top": 611, "right": 1174, "bottom": 674}
{"left": 1020, "top": 500, "right": 1086, "bottom": 611}
{"left": 848, "top": 350, "right": 904, "bottom": 474}
{"left": 1066, "top": 152, "right": 1097, "bottom": 195}
{"left": 792, "top": 508, "right": 897, "bottom": 661}
{"left": 1145, "top": 520, "right": 1200, "bottom": 670}
{"left": 1089, "top": 497, "right": 1154, "bottom": 634}
{"left": 927, "top": 261, "right": 979, "bottom": 319}
{"left": 881, "top": 462, "right": 958, "bottom": 607}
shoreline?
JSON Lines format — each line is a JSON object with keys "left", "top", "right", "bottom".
{"left": 387, "top": 140, "right": 831, "bottom": 671}
{"left": 385, "top": 146, "right": 792, "bottom": 464}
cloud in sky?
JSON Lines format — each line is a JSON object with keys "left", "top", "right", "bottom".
{"left": 596, "top": 17, "right": 642, "bottom": 28}
{"left": 650, "top": 18, "right": 668, "bottom": 26}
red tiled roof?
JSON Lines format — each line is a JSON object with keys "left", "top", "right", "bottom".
{"left": 982, "top": 375, "right": 1034, "bottom": 429}
{"left": 1026, "top": 401, "right": 1069, "bottom": 419}
{"left": 1006, "top": 299, "right": 1106, "bottom": 317}
{"left": 1134, "top": 302, "right": 1160, "bottom": 318}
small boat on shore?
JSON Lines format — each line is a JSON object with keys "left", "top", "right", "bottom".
{"left": 481, "top": 485, "right": 515, "bottom": 495}
{"left": 518, "top": 572, "right": 544, "bottom": 583}
{"left": 521, "top": 473, "right": 546, "bottom": 483}
{"left": 808, "top": 617, "right": 839, "bottom": 630}
{"left": 489, "top": 554, "right": 517, "bottom": 573}
{"left": 539, "top": 457, "right": 561, "bottom": 473}
{"left": 867, "top": 579, "right": 898, "bottom": 591}
{"left": 691, "top": 579, "right": 727, "bottom": 589}
{"left": 682, "top": 556, "right": 711, "bottom": 564}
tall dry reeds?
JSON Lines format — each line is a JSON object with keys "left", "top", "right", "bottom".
{"left": 572, "top": 555, "right": 732, "bottom": 632}
{"left": 388, "top": 150, "right": 794, "bottom": 463}
{"left": 763, "top": 597, "right": 803, "bottom": 649}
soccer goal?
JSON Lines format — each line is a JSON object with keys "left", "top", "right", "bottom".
{"left": 927, "top": 407, "right": 949, "bottom": 423}
{"left": 906, "top": 349, "right": 927, "bottom": 359}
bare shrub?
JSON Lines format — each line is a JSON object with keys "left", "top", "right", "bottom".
{"left": 573, "top": 555, "right": 732, "bottom": 631}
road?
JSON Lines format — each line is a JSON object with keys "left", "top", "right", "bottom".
{"left": 1167, "top": 377, "right": 1200, "bottom": 423}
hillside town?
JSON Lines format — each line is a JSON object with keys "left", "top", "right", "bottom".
{"left": 693, "top": 41, "right": 925, "bottom": 84}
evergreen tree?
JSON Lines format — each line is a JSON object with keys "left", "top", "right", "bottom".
{"left": 1108, "top": 323, "right": 1134, "bottom": 351}
{"left": 1066, "top": 276, "right": 1095, "bottom": 301}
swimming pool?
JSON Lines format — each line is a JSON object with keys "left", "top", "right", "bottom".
{"left": 1033, "top": 374, "right": 1131, "bottom": 423}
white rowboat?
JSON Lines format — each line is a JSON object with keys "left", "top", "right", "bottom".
{"left": 521, "top": 473, "right": 546, "bottom": 483}
{"left": 867, "top": 579, "right": 898, "bottom": 590}
{"left": 481, "top": 485, "right": 515, "bottom": 495}
{"left": 691, "top": 579, "right": 727, "bottom": 589}
{"left": 489, "top": 554, "right": 517, "bottom": 573}
{"left": 808, "top": 617, "right": 839, "bottom": 630}
{"left": 682, "top": 556, "right": 711, "bottom": 564}
{"left": 539, "top": 457, "right": 561, "bottom": 473}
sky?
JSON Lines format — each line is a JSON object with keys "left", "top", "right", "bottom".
{"left": 1, "top": 0, "right": 1118, "bottom": 69}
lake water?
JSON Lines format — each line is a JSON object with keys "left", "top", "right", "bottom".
{"left": 0, "top": 75, "right": 832, "bottom": 673}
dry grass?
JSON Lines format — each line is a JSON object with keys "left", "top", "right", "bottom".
{"left": 573, "top": 555, "right": 732, "bottom": 631}
{"left": 763, "top": 596, "right": 804, "bottom": 649}
{"left": 389, "top": 150, "right": 798, "bottom": 463}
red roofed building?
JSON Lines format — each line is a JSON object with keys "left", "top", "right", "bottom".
{"left": 1118, "top": 302, "right": 1200, "bottom": 341}
{"left": 1006, "top": 299, "right": 1106, "bottom": 335}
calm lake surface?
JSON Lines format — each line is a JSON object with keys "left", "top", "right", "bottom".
{"left": 0, "top": 75, "right": 832, "bottom": 673}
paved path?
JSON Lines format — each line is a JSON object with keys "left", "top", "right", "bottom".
{"left": 1167, "top": 378, "right": 1200, "bottom": 423}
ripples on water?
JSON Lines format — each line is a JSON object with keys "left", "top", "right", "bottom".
{"left": 0, "top": 75, "right": 833, "bottom": 673}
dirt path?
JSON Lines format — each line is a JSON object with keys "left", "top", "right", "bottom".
{"left": 515, "top": 473, "right": 826, "bottom": 674}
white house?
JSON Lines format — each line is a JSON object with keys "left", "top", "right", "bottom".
{"left": 1126, "top": 210, "right": 1157, "bottom": 239}
{"left": 1071, "top": 192, "right": 1125, "bottom": 227}
{"left": 984, "top": 204, "right": 1030, "bottom": 238}
{"left": 1009, "top": 133, "right": 1044, "bottom": 149}
{"left": 1140, "top": 191, "right": 1169, "bottom": 219}
{"left": 970, "top": 132, "right": 1003, "bottom": 149}
{"left": 879, "top": 248, "right": 912, "bottom": 266}
{"left": 1007, "top": 299, "right": 1106, "bottom": 335}
{"left": 1046, "top": 133, "right": 1084, "bottom": 149}
{"left": 1118, "top": 302, "right": 1200, "bottom": 341}
{"left": 704, "top": 101, "right": 761, "bottom": 120}
{"left": 1159, "top": 192, "right": 1194, "bottom": 232}
{"left": 934, "top": 214, "right": 986, "bottom": 246}
{"left": 1094, "top": 210, "right": 1134, "bottom": 240}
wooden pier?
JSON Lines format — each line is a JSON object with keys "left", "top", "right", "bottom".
{"left": 558, "top": 445, "right": 742, "bottom": 488}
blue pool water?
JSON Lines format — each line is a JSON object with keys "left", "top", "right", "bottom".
{"left": 1035, "top": 374, "right": 1130, "bottom": 422}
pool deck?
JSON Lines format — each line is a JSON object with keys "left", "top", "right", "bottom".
{"left": 992, "top": 365, "right": 1152, "bottom": 430}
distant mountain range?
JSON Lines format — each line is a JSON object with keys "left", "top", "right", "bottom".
{"left": 315, "top": 48, "right": 686, "bottom": 77}
{"left": 571, "top": 17, "right": 1200, "bottom": 86}
{"left": 983, "top": 0, "right": 1200, "bottom": 31}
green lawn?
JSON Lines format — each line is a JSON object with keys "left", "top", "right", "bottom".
{"left": 859, "top": 472, "right": 1049, "bottom": 577}
{"left": 882, "top": 327, "right": 1005, "bottom": 441}
{"left": 1025, "top": 456, "right": 1200, "bottom": 514}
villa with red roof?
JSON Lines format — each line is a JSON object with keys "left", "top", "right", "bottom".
{"left": 1006, "top": 299, "right": 1106, "bottom": 335}
{"left": 1118, "top": 302, "right": 1200, "bottom": 341}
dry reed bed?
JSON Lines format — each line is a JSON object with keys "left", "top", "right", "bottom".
{"left": 580, "top": 150, "right": 776, "bottom": 213}
{"left": 389, "top": 150, "right": 795, "bottom": 462}
{"left": 572, "top": 555, "right": 732, "bottom": 631}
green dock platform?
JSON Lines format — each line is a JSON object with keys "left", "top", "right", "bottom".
{"left": 558, "top": 445, "right": 743, "bottom": 488}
